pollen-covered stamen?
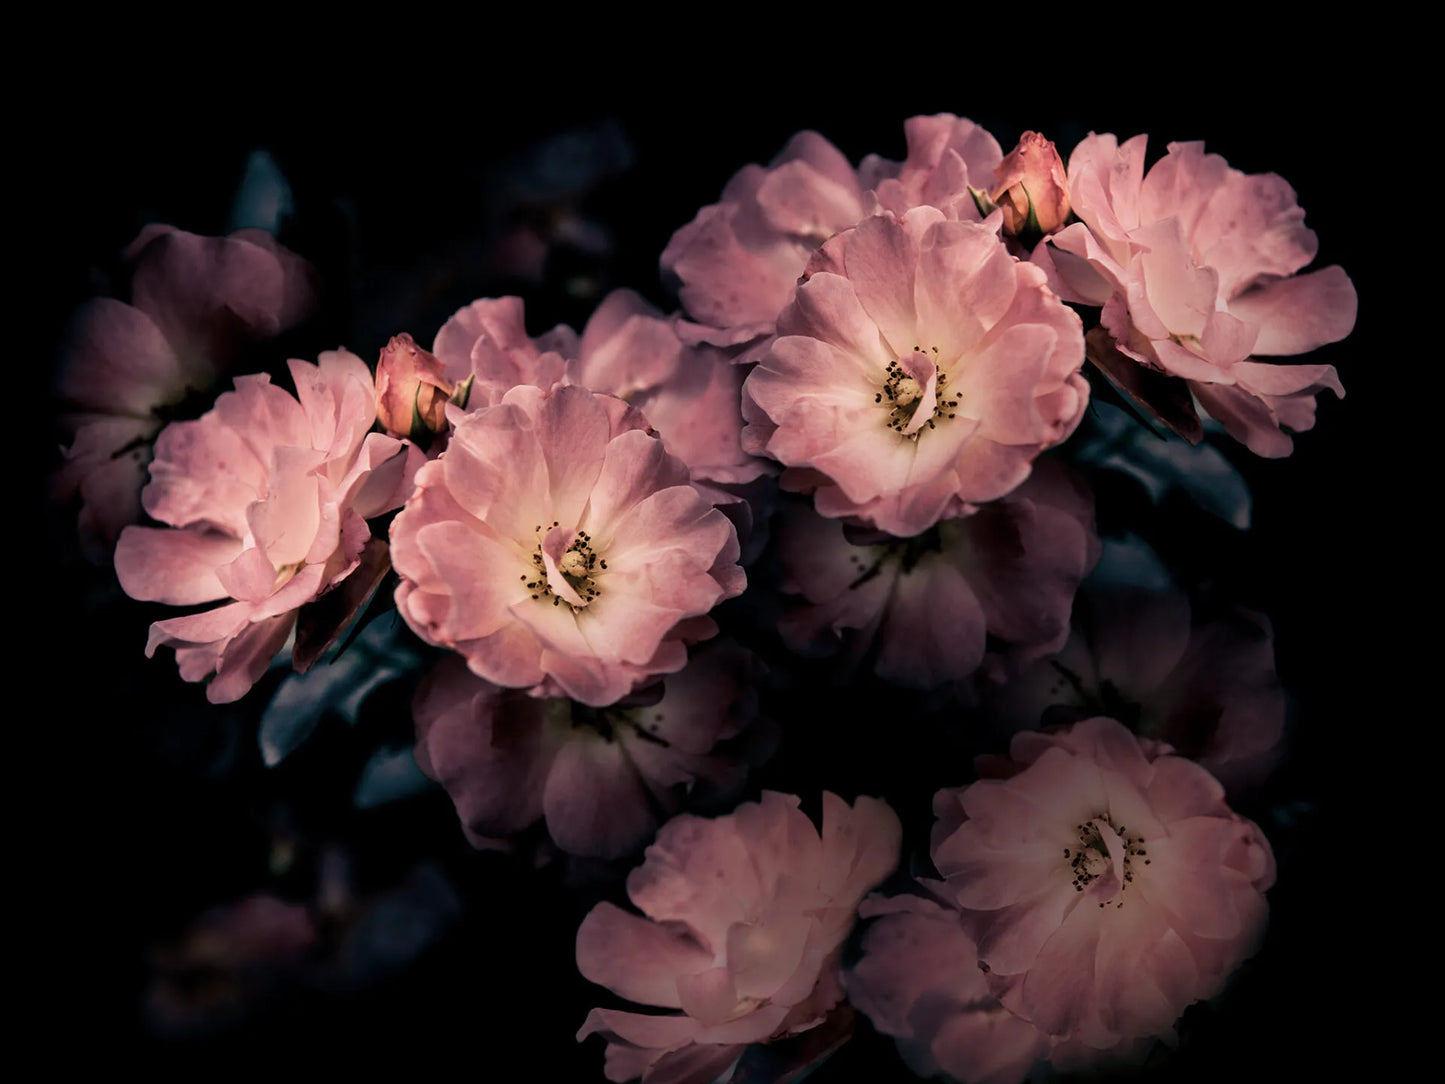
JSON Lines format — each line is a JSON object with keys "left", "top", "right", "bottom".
{"left": 878, "top": 347, "right": 959, "bottom": 438}
{"left": 532, "top": 524, "right": 605, "bottom": 612}
{"left": 1065, "top": 811, "right": 1134, "bottom": 906}
{"left": 565, "top": 702, "right": 672, "bottom": 747}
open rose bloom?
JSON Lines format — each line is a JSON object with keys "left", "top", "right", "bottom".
{"left": 745, "top": 207, "right": 1088, "bottom": 536}
{"left": 412, "top": 640, "right": 767, "bottom": 858}
{"left": 931, "top": 718, "right": 1274, "bottom": 1056}
{"left": 776, "top": 459, "right": 1098, "bottom": 686}
{"left": 115, "top": 351, "right": 420, "bottom": 702}
{"left": 1045, "top": 136, "right": 1356, "bottom": 455}
{"left": 54, "top": 225, "right": 316, "bottom": 558}
{"left": 576, "top": 791, "right": 901, "bottom": 1083}
{"left": 662, "top": 115, "right": 1003, "bottom": 363}
{"left": 390, "top": 383, "right": 743, "bottom": 706}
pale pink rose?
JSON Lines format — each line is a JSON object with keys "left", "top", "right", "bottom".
{"left": 866, "top": 113, "right": 1004, "bottom": 223}
{"left": 114, "top": 351, "right": 421, "bottom": 703}
{"left": 848, "top": 886, "right": 1158, "bottom": 1082}
{"left": 662, "top": 131, "right": 871, "bottom": 361}
{"left": 663, "top": 117, "right": 1004, "bottom": 367}
{"left": 932, "top": 718, "right": 1275, "bottom": 1054}
{"left": 576, "top": 791, "right": 901, "bottom": 1083}
{"left": 847, "top": 892, "right": 1048, "bottom": 1084}
{"left": 430, "top": 294, "right": 577, "bottom": 407}
{"left": 431, "top": 290, "right": 767, "bottom": 487}
{"left": 984, "top": 584, "right": 1286, "bottom": 793}
{"left": 573, "top": 289, "right": 771, "bottom": 489}
{"left": 54, "top": 225, "right": 317, "bottom": 559}
{"left": 745, "top": 208, "right": 1088, "bottom": 537}
{"left": 776, "top": 459, "right": 1098, "bottom": 687}
{"left": 389, "top": 383, "right": 744, "bottom": 706}
{"left": 1045, "top": 135, "right": 1355, "bottom": 456}
{"left": 412, "top": 640, "right": 768, "bottom": 859}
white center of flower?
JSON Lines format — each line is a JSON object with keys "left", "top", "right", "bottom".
{"left": 877, "top": 347, "right": 959, "bottom": 439}
{"left": 523, "top": 522, "right": 607, "bottom": 612}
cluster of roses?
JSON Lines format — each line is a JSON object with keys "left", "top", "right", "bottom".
{"left": 54, "top": 114, "right": 1353, "bottom": 1083}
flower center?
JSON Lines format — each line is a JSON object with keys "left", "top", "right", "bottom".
{"left": 523, "top": 522, "right": 608, "bottom": 612}
{"left": 1064, "top": 811, "right": 1149, "bottom": 910}
{"left": 561, "top": 702, "right": 672, "bottom": 748}
{"left": 875, "top": 347, "right": 958, "bottom": 439}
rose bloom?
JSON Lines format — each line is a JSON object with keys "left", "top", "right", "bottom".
{"left": 1043, "top": 135, "right": 1356, "bottom": 456}
{"left": 932, "top": 717, "right": 1275, "bottom": 1054}
{"left": 776, "top": 459, "right": 1098, "bottom": 687}
{"left": 389, "top": 383, "right": 744, "bottom": 706}
{"left": 744, "top": 207, "right": 1088, "bottom": 537}
{"left": 429, "top": 290, "right": 766, "bottom": 489}
{"left": 115, "top": 351, "right": 420, "bottom": 703}
{"left": 54, "top": 225, "right": 316, "bottom": 559}
{"left": 576, "top": 791, "right": 901, "bottom": 1083}
{"left": 982, "top": 581, "right": 1286, "bottom": 793}
{"left": 412, "top": 640, "right": 767, "bottom": 858}
{"left": 847, "top": 892, "right": 1048, "bottom": 1084}
{"left": 663, "top": 116, "right": 1002, "bottom": 363}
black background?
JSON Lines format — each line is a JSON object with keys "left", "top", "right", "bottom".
{"left": 26, "top": 46, "right": 1389, "bottom": 1082}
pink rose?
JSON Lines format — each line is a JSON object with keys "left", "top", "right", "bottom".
{"left": 389, "top": 383, "right": 744, "bottom": 706}
{"left": 54, "top": 225, "right": 317, "bottom": 559}
{"left": 576, "top": 791, "right": 901, "bottom": 1082}
{"left": 662, "top": 131, "right": 871, "bottom": 360}
{"left": 776, "top": 459, "right": 1098, "bottom": 687}
{"left": 932, "top": 718, "right": 1275, "bottom": 1054}
{"left": 1045, "top": 135, "right": 1355, "bottom": 456}
{"left": 865, "top": 113, "right": 1004, "bottom": 223}
{"left": 847, "top": 892, "right": 1048, "bottom": 1084}
{"left": 412, "top": 640, "right": 768, "bottom": 858}
{"left": 115, "top": 351, "right": 421, "bottom": 703}
{"left": 983, "top": 583, "right": 1286, "bottom": 793}
{"left": 663, "top": 116, "right": 1003, "bottom": 364}
{"left": 744, "top": 208, "right": 1088, "bottom": 536}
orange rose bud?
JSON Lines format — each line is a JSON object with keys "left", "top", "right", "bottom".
{"left": 989, "top": 132, "right": 1071, "bottom": 238}
{"left": 375, "top": 333, "right": 455, "bottom": 440}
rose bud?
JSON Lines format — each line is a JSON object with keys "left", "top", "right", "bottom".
{"left": 989, "top": 131, "right": 1071, "bottom": 238}
{"left": 375, "top": 333, "right": 457, "bottom": 440}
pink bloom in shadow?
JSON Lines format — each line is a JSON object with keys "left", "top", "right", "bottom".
{"left": 931, "top": 718, "right": 1275, "bottom": 1054}
{"left": 847, "top": 892, "right": 1048, "bottom": 1084}
{"left": 145, "top": 893, "right": 317, "bottom": 1037}
{"left": 114, "top": 351, "right": 421, "bottom": 703}
{"left": 1044, "top": 135, "right": 1355, "bottom": 456}
{"left": 745, "top": 208, "right": 1088, "bottom": 537}
{"left": 412, "top": 640, "right": 769, "bottom": 859}
{"left": 983, "top": 583, "right": 1287, "bottom": 794}
{"left": 54, "top": 226, "right": 317, "bottom": 560}
{"left": 575, "top": 791, "right": 900, "bottom": 1082}
{"left": 389, "top": 384, "right": 744, "bottom": 706}
{"left": 776, "top": 459, "right": 1098, "bottom": 687}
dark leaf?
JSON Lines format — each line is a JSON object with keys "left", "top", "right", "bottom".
{"left": 1086, "top": 327, "right": 1202, "bottom": 444}
{"left": 353, "top": 745, "right": 436, "bottom": 809}
{"left": 259, "top": 615, "right": 426, "bottom": 767}
{"left": 1074, "top": 403, "right": 1251, "bottom": 530}
{"left": 293, "top": 538, "right": 392, "bottom": 674}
